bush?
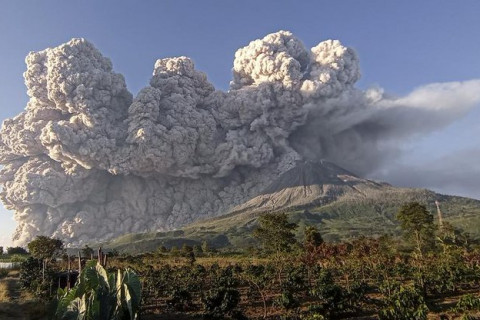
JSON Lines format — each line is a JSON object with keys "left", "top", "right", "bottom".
{"left": 454, "top": 294, "right": 480, "bottom": 313}
{"left": 308, "top": 268, "right": 347, "bottom": 318}
{"left": 301, "top": 314, "right": 325, "bottom": 320}
{"left": 9, "top": 254, "right": 29, "bottom": 263}
{"left": 202, "top": 265, "right": 243, "bottom": 319}
{"left": 379, "top": 284, "right": 428, "bottom": 320}
{"left": 275, "top": 289, "right": 300, "bottom": 311}
{"left": 344, "top": 280, "right": 369, "bottom": 309}
{"left": 19, "top": 257, "right": 56, "bottom": 300}
{"left": 0, "top": 269, "right": 9, "bottom": 279}
{"left": 167, "top": 288, "right": 193, "bottom": 311}
{"left": 203, "top": 287, "right": 241, "bottom": 319}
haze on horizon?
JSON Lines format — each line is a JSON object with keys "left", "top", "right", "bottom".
{"left": 0, "top": 0, "right": 479, "bottom": 247}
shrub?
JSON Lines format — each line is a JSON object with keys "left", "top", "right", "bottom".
{"left": 308, "top": 268, "right": 347, "bottom": 318}
{"left": 275, "top": 289, "right": 300, "bottom": 311}
{"left": 203, "top": 287, "right": 241, "bottom": 319}
{"left": 202, "top": 265, "right": 243, "bottom": 319}
{"left": 379, "top": 284, "right": 428, "bottom": 320}
{"left": 167, "top": 288, "right": 193, "bottom": 311}
{"left": 19, "top": 256, "right": 56, "bottom": 300}
{"left": 454, "top": 294, "right": 480, "bottom": 313}
{"left": 0, "top": 269, "right": 9, "bottom": 279}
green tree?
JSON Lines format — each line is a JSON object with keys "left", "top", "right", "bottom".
{"left": 157, "top": 246, "right": 168, "bottom": 253}
{"left": 193, "top": 244, "right": 203, "bottom": 255}
{"left": 81, "top": 245, "right": 94, "bottom": 259}
{"left": 107, "top": 249, "right": 119, "bottom": 257}
{"left": 302, "top": 226, "right": 324, "bottom": 286}
{"left": 253, "top": 212, "right": 298, "bottom": 254}
{"left": 28, "top": 236, "right": 63, "bottom": 261}
{"left": 0, "top": 246, "right": 3, "bottom": 255}
{"left": 7, "top": 246, "right": 28, "bottom": 255}
{"left": 27, "top": 236, "right": 63, "bottom": 281}
{"left": 396, "top": 202, "right": 435, "bottom": 257}
{"left": 181, "top": 244, "right": 195, "bottom": 265}
{"left": 181, "top": 244, "right": 193, "bottom": 254}
{"left": 304, "top": 225, "right": 324, "bottom": 248}
{"left": 19, "top": 256, "right": 54, "bottom": 300}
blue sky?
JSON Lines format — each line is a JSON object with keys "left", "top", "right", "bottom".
{"left": 1, "top": 0, "right": 479, "bottom": 246}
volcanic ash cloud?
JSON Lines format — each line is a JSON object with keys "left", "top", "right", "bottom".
{"left": 1, "top": 31, "right": 479, "bottom": 245}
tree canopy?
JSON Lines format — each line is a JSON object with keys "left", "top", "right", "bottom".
{"left": 304, "top": 225, "right": 324, "bottom": 248}
{"left": 396, "top": 202, "right": 435, "bottom": 255}
{"left": 253, "top": 212, "right": 298, "bottom": 254}
{"left": 7, "top": 246, "right": 28, "bottom": 255}
{"left": 81, "top": 244, "right": 94, "bottom": 258}
{"left": 27, "top": 236, "right": 63, "bottom": 261}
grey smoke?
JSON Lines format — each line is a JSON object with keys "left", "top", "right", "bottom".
{"left": 372, "top": 148, "right": 480, "bottom": 200}
{"left": 1, "top": 31, "right": 479, "bottom": 245}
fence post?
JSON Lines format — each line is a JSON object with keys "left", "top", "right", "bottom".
{"left": 78, "top": 251, "right": 82, "bottom": 274}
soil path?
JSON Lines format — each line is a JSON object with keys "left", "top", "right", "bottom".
{"left": 0, "top": 272, "right": 48, "bottom": 320}
{"left": 4, "top": 276, "right": 21, "bottom": 301}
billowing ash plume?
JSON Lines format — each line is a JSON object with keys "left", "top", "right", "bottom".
{"left": 1, "top": 31, "right": 480, "bottom": 245}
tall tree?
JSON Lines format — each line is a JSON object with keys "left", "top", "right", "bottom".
{"left": 304, "top": 225, "right": 324, "bottom": 248}
{"left": 81, "top": 244, "right": 94, "bottom": 258}
{"left": 396, "top": 202, "right": 435, "bottom": 257}
{"left": 27, "top": 236, "right": 63, "bottom": 281}
{"left": 253, "top": 212, "right": 298, "bottom": 254}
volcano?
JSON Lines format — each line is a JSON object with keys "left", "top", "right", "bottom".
{"left": 99, "top": 160, "right": 480, "bottom": 253}
{"left": 229, "top": 160, "right": 389, "bottom": 214}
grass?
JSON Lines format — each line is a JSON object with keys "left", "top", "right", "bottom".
{"left": 0, "top": 270, "right": 51, "bottom": 320}
{"left": 0, "top": 281, "right": 9, "bottom": 302}
{"left": 0, "top": 270, "right": 21, "bottom": 303}
{"left": 0, "top": 301, "right": 51, "bottom": 320}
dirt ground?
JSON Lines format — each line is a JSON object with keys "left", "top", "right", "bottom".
{"left": 0, "top": 270, "right": 50, "bottom": 320}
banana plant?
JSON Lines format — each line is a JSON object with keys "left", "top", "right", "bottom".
{"left": 55, "top": 260, "right": 141, "bottom": 320}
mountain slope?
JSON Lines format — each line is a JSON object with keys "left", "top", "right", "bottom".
{"left": 99, "top": 161, "right": 480, "bottom": 253}
{"left": 229, "top": 160, "right": 387, "bottom": 214}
